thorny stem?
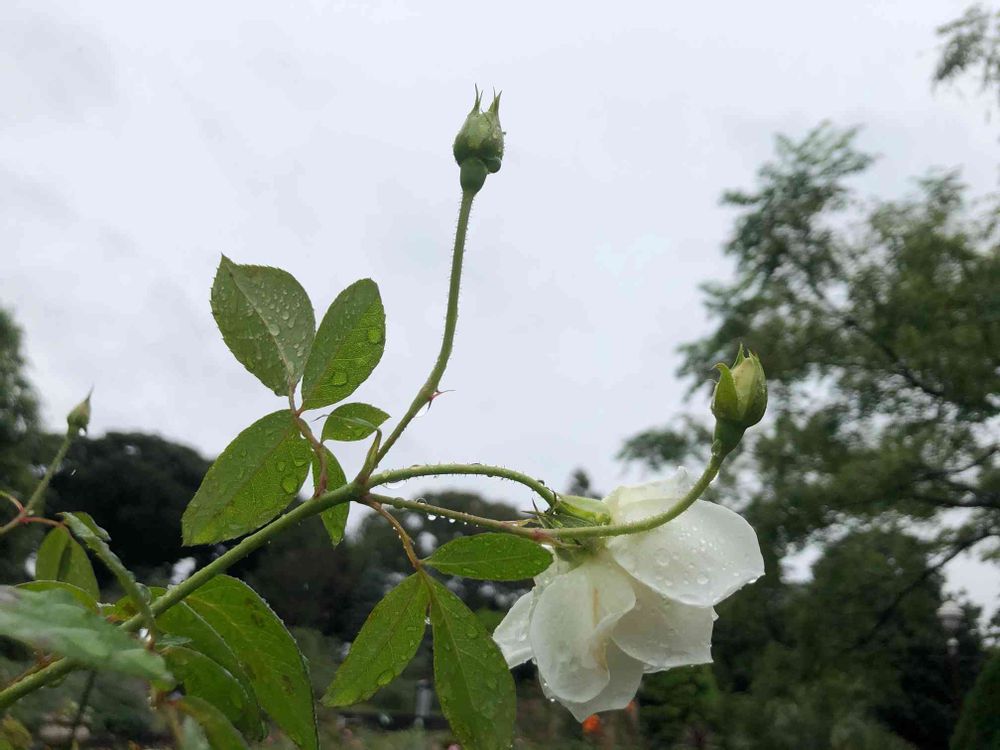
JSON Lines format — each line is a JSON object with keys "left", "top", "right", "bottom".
{"left": 369, "top": 463, "right": 558, "bottom": 507}
{"left": 544, "top": 455, "right": 724, "bottom": 539}
{"left": 371, "top": 455, "right": 723, "bottom": 543}
{"left": 368, "top": 493, "right": 562, "bottom": 545}
{"left": 368, "top": 500, "right": 422, "bottom": 568}
{"left": 376, "top": 189, "right": 476, "bottom": 463}
{"left": 0, "top": 515, "right": 61, "bottom": 537}
{"left": 19, "top": 428, "right": 76, "bottom": 521}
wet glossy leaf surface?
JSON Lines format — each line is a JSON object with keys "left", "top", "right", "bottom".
{"left": 164, "top": 647, "right": 258, "bottom": 737}
{"left": 320, "top": 403, "right": 389, "bottom": 442}
{"left": 427, "top": 574, "right": 516, "bottom": 750}
{"left": 323, "top": 573, "right": 429, "bottom": 707}
{"left": 425, "top": 533, "right": 552, "bottom": 580}
{"left": 301, "top": 279, "right": 385, "bottom": 410}
{"left": 211, "top": 257, "right": 315, "bottom": 396}
{"left": 182, "top": 411, "right": 312, "bottom": 545}
{"left": 185, "top": 576, "right": 316, "bottom": 750}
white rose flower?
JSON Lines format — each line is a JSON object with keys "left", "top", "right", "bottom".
{"left": 493, "top": 468, "right": 764, "bottom": 721}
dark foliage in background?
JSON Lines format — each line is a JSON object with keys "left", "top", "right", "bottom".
{"left": 45, "top": 432, "right": 214, "bottom": 584}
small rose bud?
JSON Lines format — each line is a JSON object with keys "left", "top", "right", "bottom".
{"left": 66, "top": 391, "right": 92, "bottom": 435}
{"left": 453, "top": 87, "right": 504, "bottom": 194}
{"left": 711, "top": 345, "right": 767, "bottom": 455}
{"left": 554, "top": 494, "right": 611, "bottom": 526}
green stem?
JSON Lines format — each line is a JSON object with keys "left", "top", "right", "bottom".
{"left": 0, "top": 482, "right": 360, "bottom": 710}
{"left": 544, "top": 456, "right": 724, "bottom": 539}
{"left": 370, "top": 457, "right": 722, "bottom": 543}
{"left": 150, "top": 482, "right": 357, "bottom": 616}
{"left": 369, "top": 493, "right": 556, "bottom": 543}
{"left": 368, "top": 500, "right": 423, "bottom": 568}
{"left": 368, "top": 463, "right": 558, "bottom": 506}
{"left": 376, "top": 189, "right": 476, "bottom": 463}
{"left": 22, "top": 429, "right": 75, "bottom": 518}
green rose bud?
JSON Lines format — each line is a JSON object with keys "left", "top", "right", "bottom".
{"left": 553, "top": 494, "right": 611, "bottom": 526}
{"left": 711, "top": 345, "right": 767, "bottom": 456}
{"left": 67, "top": 391, "right": 92, "bottom": 435}
{"left": 453, "top": 86, "right": 504, "bottom": 194}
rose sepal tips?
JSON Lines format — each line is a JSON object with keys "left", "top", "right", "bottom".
{"left": 453, "top": 86, "right": 504, "bottom": 194}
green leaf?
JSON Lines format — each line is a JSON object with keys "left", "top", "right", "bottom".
{"left": 142, "top": 592, "right": 266, "bottom": 739}
{"left": 61, "top": 512, "right": 155, "bottom": 630}
{"left": 185, "top": 576, "right": 317, "bottom": 750}
{"left": 16, "top": 581, "right": 98, "bottom": 612}
{"left": 311, "top": 447, "right": 350, "bottom": 546}
{"left": 0, "top": 586, "right": 170, "bottom": 681}
{"left": 323, "top": 573, "right": 429, "bottom": 707}
{"left": 35, "top": 526, "right": 100, "bottom": 601}
{"left": 211, "top": 256, "right": 316, "bottom": 396}
{"left": 176, "top": 695, "right": 249, "bottom": 750}
{"left": 321, "top": 403, "right": 390, "bottom": 442}
{"left": 182, "top": 411, "right": 312, "bottom": 545}
{"left": 425, "top": 533, "right": 553, "bottom": 581}
{"left": 152, "top": 599, "right": 246, "bottom": 682}
{"left": 164, "top": 647, "right": 258, "bottom": 737}
{"left": 301, "top": 279, "right": 385, "bottom": 410}
{"left": 426, "top": 574, "right": 516, "bottom": 750}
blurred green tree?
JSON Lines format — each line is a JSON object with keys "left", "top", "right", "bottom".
{"left": 717, "top": 529, "right": 982, "bottom": 750}
{"left": 935, "top": 4, "right": 1000, "bottom": 112}
{"left": 0, "top": 308, "right": 42, "bottom": 584}
{"left": 621, "top": 124, "right": 999, "bottom": 580}
{"left": 951, "top": 650, "right": 1000, "bottom": 749}
{"left": 619, "top": 125, "right": 997, "bottom": 748}
{"left": 0, "top": 308, "right": 39, "bottom": 495}
{"left": 638, "top": 665, "right": 720, "bottom": 748}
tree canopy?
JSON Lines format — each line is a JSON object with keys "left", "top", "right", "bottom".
{"left": 621, "top": 125, "right": 999, "bottom": 567}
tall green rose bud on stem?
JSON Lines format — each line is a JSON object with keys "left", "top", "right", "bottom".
{"left": 711, "top": 345, "right": 767, "bottom": 457}
{"left": 453, "top": 86, "right": 504, "bottom": 194}
{"left": 66, "top": 391, "right": 92, "bottom": 435}
{"left": 19, "top": 391, "right": 92, "bottom": 518}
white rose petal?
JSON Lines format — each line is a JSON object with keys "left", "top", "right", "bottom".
{"left": 540, "top": 643, "right": 644, "bottom": 722}
{"left": 607, "top": 497, "right": 764, "bottom": 607}
{"left": 603, "top": 468, "right": 690, "bottom": 516}
{"left": 493, "top": 592, "right": 534, "bottom": 667}
{"left": 612, "top": 579, "right": 715, "bottom": 669}
{"left": 529, "top": 557, "right": 636, "bottom": 703}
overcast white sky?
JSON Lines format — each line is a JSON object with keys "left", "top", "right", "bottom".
{"left": 2, "top": 1, "right": 997, "bottom": 616}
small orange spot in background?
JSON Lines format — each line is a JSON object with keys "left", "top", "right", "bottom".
{"left": 582, "top": 714, "right": 602, "bottom": 735}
